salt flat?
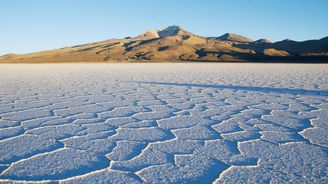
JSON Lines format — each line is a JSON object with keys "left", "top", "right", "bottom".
{"left": 0, "top": 63, "right": 327, "bottom": 183}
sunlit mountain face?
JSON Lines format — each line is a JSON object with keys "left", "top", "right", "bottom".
{"left": 1, "top": 26, "right": 328, "bottom": 63}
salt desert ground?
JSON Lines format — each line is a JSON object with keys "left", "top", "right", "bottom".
{"left": 0, "top": 63, "right": 327, "bottom": 183}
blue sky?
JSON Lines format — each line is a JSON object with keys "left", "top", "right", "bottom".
{"left": 0, "top": 0, "right": 327, "bottom": 55}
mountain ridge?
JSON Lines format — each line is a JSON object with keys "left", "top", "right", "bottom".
{"left": 1, "top": 26, "right": 328, "bottom": 63}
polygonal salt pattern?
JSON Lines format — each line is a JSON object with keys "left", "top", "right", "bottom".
{"left": 0, "top": 63, "right": 327, "bottom": 183}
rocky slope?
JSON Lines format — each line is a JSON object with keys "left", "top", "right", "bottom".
{"left": 1, "top": 25, "right": 327, "bottom": 63}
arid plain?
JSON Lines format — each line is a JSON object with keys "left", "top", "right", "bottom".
{"left": 0, "top": 63, "right": 327, "bottom": 183}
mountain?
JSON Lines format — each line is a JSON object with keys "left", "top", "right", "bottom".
{"left": 1, "top": 26, "right": 328, "bottom": 63}
{"left": 216, "top": 33, "right": 254, "bottom": 43}
{"left": 270, "top": 37, "right": 328, "bottom": 55}
{"left": 254, "top": 39, "right": 272, "bottom": 44}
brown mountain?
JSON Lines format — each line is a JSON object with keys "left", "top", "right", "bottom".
{"left": 216, "top": 33, "right": 254, "bottom": 43}
{"left": 1, "top": 26, "right": 328, "bottom": 63}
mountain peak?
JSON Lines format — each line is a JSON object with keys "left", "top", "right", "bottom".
{"left": 158, "top": 25, "right": 190, "bottom": 38}
{"left": 1, "top": 25, "right": 328, "bottom": 63}
{"left": 255, "top": 39, "right": 272, "bottom": 44}
{"left": 218, "top": 33, "right": 254, "bottom": 43}
{"left": 281, "top": 39, "right": 295, "bottom": 42}
{"left": 161, "top": 25, "right": 184, "bottom": 32}
{"left": 139, "top": 29, "right": 160, "bottom": 39}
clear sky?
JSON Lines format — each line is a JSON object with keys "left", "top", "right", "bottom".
{"left": 0, "top": 0, "right": 327, "bottom": 55}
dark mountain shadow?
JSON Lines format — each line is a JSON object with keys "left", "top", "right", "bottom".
{"left": 232, "top": 36, "right": 328, "bottom": 60}
{"left": 128, "top": 81, "right": 328, "bottom": 96}
{"left": 72, "top": 45, "right": 102, "bottom": 53}
{"left": 158, "top": 46, "right": 170, "bottom": 52}
{"left": 124, "top": 38, "right": 160, "bottom": 52}
{"left": 194, "top": 49, "right": 328, "bottom": 63}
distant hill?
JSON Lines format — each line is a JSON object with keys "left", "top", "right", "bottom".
{"left": 216, "top": 33, "right": 254, "bottom": 43}
{"left": 1, "top": 25, "right": 328, "bottom": 63}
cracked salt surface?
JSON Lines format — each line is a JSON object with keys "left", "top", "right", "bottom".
{"left": 0, "top": 63, "right": 327, "bottom": 183}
